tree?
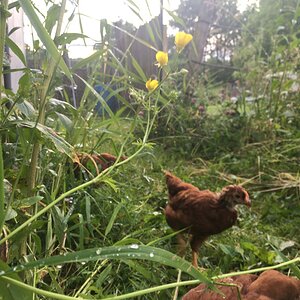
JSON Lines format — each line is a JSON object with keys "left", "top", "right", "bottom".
{"left": 171, "top": 0, "right": 245, "bottom": 77}
{"left": 208, "top": 0, "right": 242, "bottom": 61}
{"left": 171, "top": 0, "right": 220, "bottom": 75}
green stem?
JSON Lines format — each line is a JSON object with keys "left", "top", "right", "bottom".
{"left": 98, "top": 257, "right": 300, "bottom": 300}
{"left": 74, "top": 259, "right": 109, "bottom": 297}
{"left": 0, "top": 276, "right": 80, "bottom": 300}
{"left": 28, "top": 0, "right": 68, "bottom": 194}
{"left": 2, "top": 258, "right": 299, "bottom": 300}
{"left": 0, "top": 0, "right": 8, "bottom": 90}
{"left": 0, "top": 0, "right": 9, "bottom": 236}
{"left": 0, "top": 120, "right": 151, "bottom": 246}
{"left": 0, "top": 142, "right": 4, "bottom": 236}
{"left": 214, "top": 257, "right": 300, "bottom": 279}
{"left": 0, "top": 64, "right": 157, "bottom": 244}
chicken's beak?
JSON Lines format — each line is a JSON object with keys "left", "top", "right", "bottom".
{"left": 245, "top": 193, "right": 251, "bottom": 207}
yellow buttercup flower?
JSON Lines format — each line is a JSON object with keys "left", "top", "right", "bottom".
{"left": 155, "top": 51, "right": 168, "bottom": 67}
{"left": 175, "top": 32, "right": 193, "bottom": 52}
{"left": 146, "top": 78, "right": 159, "bottom": 92}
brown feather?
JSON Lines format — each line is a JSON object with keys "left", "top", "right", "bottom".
{"left": 164, "top": 171, "right": 250, "bottom": 267}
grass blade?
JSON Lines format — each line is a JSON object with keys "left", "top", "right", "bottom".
{"left": 4, "top": 245, "right": 211, "bottom": 282}
{"left": 5, "top": 37, "right": 26, "bottom": 65}
{"left": 105, "top": 202, "right": 123, "bottom": 236}
{"left": 271, "top": 245, "right": 300, "bottom": 278}
{"left": 18, "top": 0, "right": 72, "bottom": 79}
{"left": 0, "top": 261, "right": 33, "bottom": 300}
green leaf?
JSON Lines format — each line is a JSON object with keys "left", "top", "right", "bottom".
{"left": 124, "top": 260, "right": 153, "bottom": 281}
{"left": 45, "top": 213, "right": 53, "bottom": 254}
{"left": 126, "top": 2, "right": 144, "bottom": 23}
{"left": 5, "top": 37, "right": 26, "bottom": 65}
{"left": 0, "top": 261, "right": 33, "bottom": 300}
{"left": 45, "top": 4, "right": 61, "bottom": 34}
{"left": 17, "top": 72, "right": 31, "bottom": 95}
{"left": 74, "top": 74, "right": 116, "bottom": 121}
{"left": 8, "top": 1, "right": 20, "bottom": 10}
{"left": 78, "top": 213, "right": 84, "bottom": 250}
{"left": 18, "top": 0, "right": 72, "bottom": 79}
{"left": 5, "top": 207, "right": 17, "bottom": 221}
{"left": 131, "top": 54, "right": 147, "bottom": 81}
{"left": 95, "top": 264, "right": 112, "bottom": 288}
{"left": 16, "top": 121, "right": 74, "bottom": 158}
{"left": 55, "top": 112, "right": 73, "bottom": 131}
{"left": 105, "top": 202, "right": 123, "bottom": 236}
{"left": 12, "top": 195, "right": 43, "bottom": 209}
{"left": 52, "top": 205, "right": 67, "bottom": 245}
{"left": 110, "top": 23, "right": 157, "bottom": 52}
{"left": 48, "top": 98, "right": 77, "bottom": 113}
{"left": 165, "top": 9, "right": 187, "bottom": 30}
{"left": 219, "top": 244, "right": 235, "bottom": 257}
{"left": 71, "top": 49, "right": 106, "bottom": 70}
{"left": 5, "top": 245, "right": 211, "bottom": 283}
{"left": 271, "top": 245, "right": 300, "bottom": 278}
{"left": 16, "top": 100, "right": 36, "bottom": 118}
{"left": 55, "top": 33, "right": 88, "bottom": 46}
{"left": 124, "top": 0, "right": 140, "bottom": 11}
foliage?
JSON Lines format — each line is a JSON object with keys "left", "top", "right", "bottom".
{"left": 233, "top": 0, "right": 300, "bottom": 122}
{"left": 0, "top": 0, "right": 300, "bottom": 299}
{"left": 169, "top": 0, "right": 215, "bottom": 32}
{"left": 170, "top": 0, "right": 244, "bottom": 81}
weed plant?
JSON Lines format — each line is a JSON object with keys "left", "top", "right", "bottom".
{"left": 0, "top": 1, "right": 299, "bottom": 300}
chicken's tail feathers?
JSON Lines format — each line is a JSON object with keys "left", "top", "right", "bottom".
{"left": 163, "top": 170, "right": 179, "bottom": 182}
{"left": 163, "top": 170, "right": 173, "bottom": 178}
{"left": 164, "top": 170, "right": 187, "bottom": 196}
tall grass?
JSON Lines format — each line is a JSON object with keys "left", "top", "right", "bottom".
{"left": 0, "top": 1, "right": 299, "bottom": 299}
{"left": 0, "top": 0, "right": 9, "bottom": 237}
{"left": 0, "top": 1, "right": 208, "bottom": 298}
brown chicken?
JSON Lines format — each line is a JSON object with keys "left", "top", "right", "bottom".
{"left": 182, "top": 270, "right": 300, "bottom": 300}
{"left": 73, "top": 152, "right": 126, "bottom": 179}
{"left": 164, "top": 171, "right": 251, "bottom": 267}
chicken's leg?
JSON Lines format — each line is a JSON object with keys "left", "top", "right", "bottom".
{"left": 190, "top": 235, "right": 207, "bottom": 268}
{"left": 177, "top": 233, "right": 187, "bottom": 257}
{"left": 192, "top": 250, "right": 198, "bottom": 268}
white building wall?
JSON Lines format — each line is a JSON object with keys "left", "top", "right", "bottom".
{"left": 7, "top": 5, "right": 25, "bottom": 93}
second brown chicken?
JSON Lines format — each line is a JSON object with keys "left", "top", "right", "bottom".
{"left": 164, "top": 171, "right": 251, "bottom": 268}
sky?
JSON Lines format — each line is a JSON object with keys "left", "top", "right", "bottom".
{"left": 66, "top": 0, "right": 180, "bottom": 57}
{"left": 23, "top": 0, "right": 257, "bottom": 58}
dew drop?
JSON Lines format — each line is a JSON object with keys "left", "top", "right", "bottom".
{"left": 149, "top": 253, "right": 154, "bottom": 258}
{"left": 129, "top": 244, "right": 139, "bottom": 250}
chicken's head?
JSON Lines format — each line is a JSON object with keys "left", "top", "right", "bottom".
{"left": 220, "top": 185, "right": 251, "bottom": 208}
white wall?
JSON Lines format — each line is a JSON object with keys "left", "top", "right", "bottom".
{"left": 7, "top": 6, "right": 25, "bottom": 93}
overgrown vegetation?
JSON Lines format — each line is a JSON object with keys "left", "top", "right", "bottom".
{"left": 0, "top": 0, "right": 299, "bottom": 299}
